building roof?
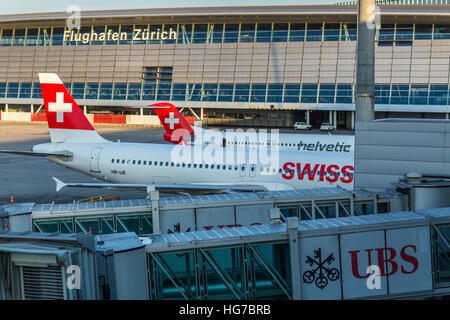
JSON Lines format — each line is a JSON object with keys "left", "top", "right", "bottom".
{"left": 1, "top": 5, "right": 450, "bottom": 27}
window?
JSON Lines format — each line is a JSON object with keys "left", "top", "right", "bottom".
{"left": 323, "top": 23, "right": 340, "bottom": 41}
{"left": 99, "top": 83, "right": 113, "bottom": 100}
{"left": 0, "top": 29, "right": 13, "bottom": 46}
{"left": 306, "top": 23, "right": 323, "bottom": 42}
{"left": 143, "top": 66, "right": 173, "bottom": 82}
{"left": 172, "top": 83, "right": 187, "bottom": 101}
{"left": 218, "top": 84, "right": 233, "bottom": 102}
{"left": 283, "top": 84, "right": 300, "bottom": 103}
{"left": 25, "top": 28, "right": 39, "bottom": 46}
{"left": 13, "top": 29, "right": 26, "bottom": 46}
{"left": 414, "top": 24, "right": 433, "bottom": 40}
{"left": 336, "top": 84, "right": 353, "bottom": 104}
{"left": 156, "top": 81, "right": 172, "bottom": 100}
{"left": 142, "top": 82, "right": 156, "bottom": 100}
{"left": 272, "top": 23, "right": 288, "bottom": 42}
{"left": 202, "top": 83, "right": 218, "bottom": 102}
{"left": 240, "top": 23, "right": 255, "bottom": 43}
{"left": 234, "top": 84, "right": 250, "bottom": 102}
{"left": 224, "top": 24, "right": 239, "bottom": 43}
{"left": 162, "top": 24, "right": 177, "bottom": 44}
{"left": 72, "top": 83, "right": 85, "bottom": 99}
{"left": 128, "top": 83, "right": 142, "bottom": 100}
{"left": 91, "top": 26, "right": 106, "bottom": 45}
{"left": 267, "top": 84, "right": 283, "bottom": 103}
{"left": 318, "top": 84, "right": 336, "bottom": 104}
{"left": 256, "top": 23, "right": 272, "bottom": 42}
{"left": 390, "top": 84, "right": 409, "bottom": 104}
{"left": 187, "top": 84, "right": 202, "bottom": 101}
{"left": 289, "top": 23, "right": 305, "bottom": 42}
{"left": 434, "top": 24, "right": 450, "bottom": 40}
{"left": 375, "top": 84, "right": 390, "bottom": 104}
{"left": 178, "top": 24, "right": 193, "bottom": 44}
{"left": 0, "top": 83, "right": 6, "bottom": 98}
{"left": 85, "top": 83, "right": 99, "bottom": 99}
{"left": 6, "top": 83, "right": 19, "bottom": 98}
{"left": 193, "top": 24, "right": 208, "bottom": 43}
{"left": 208, "top": 24, "right": 224, "bottom": 43}
{"left": 250, "top": 84, "right": 266, "bottom": 103}
{"left": 113, "top": 83, "right": 127, "bottom": 100}
{"left": 409, "top": 85, "right": 428, "bottom": 105}
{"left": 52, "top": 27, "right": 65, "bottom": 45}
{"left": 105, "top": 26, "right": 120, "bottom": 45}
{"left": 429, "top": 85, "right": 448, "bottom": 105}
{"left": 301, "top": 84, "right": 318, "bottom": 103}
{"left": 19, "top": 83, "right": 32, "bottom": 98}
{"left": 341, "top": 23, "right": 357, "bottom": 41}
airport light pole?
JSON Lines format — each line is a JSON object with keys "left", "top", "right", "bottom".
{"left": 355, "top": 0, "right": 376, "bottom": 122}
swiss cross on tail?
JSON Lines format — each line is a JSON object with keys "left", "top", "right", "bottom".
{"left": 39, "top": 73, "right": 94, "bottom": 131}
{"left": 165, "top": 112, "right": 180, "bottom": 129}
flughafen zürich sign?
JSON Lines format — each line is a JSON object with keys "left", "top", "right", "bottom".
{"left": 63, "top": 27, "right": 178, "bottom": 44}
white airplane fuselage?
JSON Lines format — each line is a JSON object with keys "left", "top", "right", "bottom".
{"left": 192, "top": 126, "right": 354, "bottom": 154}
{"left": 33, "top": 141, "right": 355, "bottom": 191}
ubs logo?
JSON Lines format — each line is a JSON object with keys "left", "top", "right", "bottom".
{"left": 303, "top": 248, "right": 340, "bottom": 289}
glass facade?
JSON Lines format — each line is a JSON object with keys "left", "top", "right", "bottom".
{"left": 5, "top": 81, "right": 450, "bottom": 105}
{"left": 0, "top": 23, "right": 447, "bottom": 46}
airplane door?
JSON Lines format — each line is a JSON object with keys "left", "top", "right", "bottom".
{"left": 90, "top": 147, "right": 102, "bottom": 173}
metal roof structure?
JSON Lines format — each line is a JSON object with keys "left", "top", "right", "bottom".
{"left": 1, "top": 4, "right": 450, "bottom": 26}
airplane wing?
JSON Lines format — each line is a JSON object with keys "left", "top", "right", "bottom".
{"left": 0, "top": 150, "right": 73, "bottom": 158}
{"left": 52, "top": 177, "right": 267, "bottom": 194}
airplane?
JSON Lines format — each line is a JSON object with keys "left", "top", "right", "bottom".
{"left": 0, "top": 73, "right": 355, "bottom": 194}
{"left": 131, "top": 102, "right": 354, "bottom": 154}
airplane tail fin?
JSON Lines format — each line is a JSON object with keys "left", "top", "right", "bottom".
{"left": 39, "top": 73, "right": 106, "bottom": 143}
{"left": 151, "top": 102, "right": 195, "bottom": 144}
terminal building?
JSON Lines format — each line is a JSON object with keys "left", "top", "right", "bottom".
{"left": 1, "top": 2, "right": 450, "bottom": 129}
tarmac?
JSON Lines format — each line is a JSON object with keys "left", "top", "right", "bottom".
{"left": 0, "top": 122, "right": 167, "bottom": 203}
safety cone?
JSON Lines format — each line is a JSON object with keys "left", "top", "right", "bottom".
{"left": 10, "top": 195, "right": 14, "bottom": 204}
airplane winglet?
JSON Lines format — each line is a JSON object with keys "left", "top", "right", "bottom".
{"left": 52, "top": 177, "right": 66, "bottom": 192}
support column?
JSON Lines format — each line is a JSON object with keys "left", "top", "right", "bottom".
{"left": 140, "top": 108, "right": 144, "bottom": 116}
{"left": 5, "top": 104, "right": 8, "bottom": 112}
{"left": 306, "top": 110, "right": 310, "bottom": 125}
{"left": 83, "top": 105, "right": 87, "bottom": 115}
{"left": 329, "top": 110, "right": 332, "bottom": 124}
{"left": 286, "top": 217, "right": 302, "bottom": 300}
{"left": 200, "top": 107, "right": 204, "bottom": 120}
{"left": 333, "top": 111, "right": 337, "bottom": 128}
{"left": 446, "top": 113, "right": 449, "bottom": 120}
{"left": 351, "top": 111, "right": 355, "bottom": 130}
{"left": 148, "top": 187, "right": 160, "bottom": 234}
{"left": 355, "top": 0, "right": 376, "bottom": 122}
{"left": 30, "top": 104, "right": 34, "bottom": 113}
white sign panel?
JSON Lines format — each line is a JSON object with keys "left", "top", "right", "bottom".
{"left": 299, "top": 235, "right": 342, "bottom": 300}
{"left": 340, "top": 230, "right": 388, "bottom": 299}
{"left": 235, "top": 204, "right": 272, "bottom": 227}
{"left": 159, "top": 208, "right": 195, "bottom": 234}
{"left": 196, "top": 206, "right": 235, "bottom": 231}
{"left": 385, "top": 226, "right": 432, "bottom": 295}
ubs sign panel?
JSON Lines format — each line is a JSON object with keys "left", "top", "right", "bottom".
{"left": 340, "top": 227, "right": 432, "bottom": 299}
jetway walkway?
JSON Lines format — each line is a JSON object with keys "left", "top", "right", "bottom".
{"left": 145, "top": 207, "right": 450, "bottom": 300}
{"left": 27, "top": 187, "right": 401, "bottom": 236}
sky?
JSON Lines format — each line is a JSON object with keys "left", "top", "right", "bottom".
{"left": 0, "top": 0, "right": 334, "bottom": 15}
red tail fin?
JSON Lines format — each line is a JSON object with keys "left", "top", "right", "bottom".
{"left": 151, "top": 102, "right": 195, "bottom": 144}
{"left": 39, "top": 73, "right": 105, "bottom": 143}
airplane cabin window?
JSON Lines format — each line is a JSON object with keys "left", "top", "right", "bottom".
{"left": 194, "top": 164, "right": 197, "bottom": 168}
{"left": 199, "top": 164, "right": 203, "bottom": 168}
{"left": 111, "top": 159, "right": 114, "bottom": 163}
{"left": 143, "top": 161, "right": 146, "bottom": 165}
{"left": 182, "top": 163, "right": 185, "bottom": 167}
{"left": 171, "top": 162, "right": 174, "bottom": 167}
{"left": 188, "top": 164, "right": 191, "bottom": 168}
{"left": 222, "top": 165, "right": 226, "bottom": 169}
{"left": 176, "top": 163, "right": 180, "bottom": 167}
{"left": 165, "top": 162, "right": 169, "bottom": 166}
{"left": 159, "top": 161, "right": 163, "bottom": 166}
{"left": 205, "top": 164, "right": 209, "bottom": 169}
{"left": 132, "top": 160, "right": 136, "bottom": 164}
{"left": 138, "top": 160, "right": 141, "bottom": 165}
{"left": 211, "top": 164, "right": 214, "bottom": 169}
{"left": 122, "top": 160, "right": 125, "bottom": 164}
